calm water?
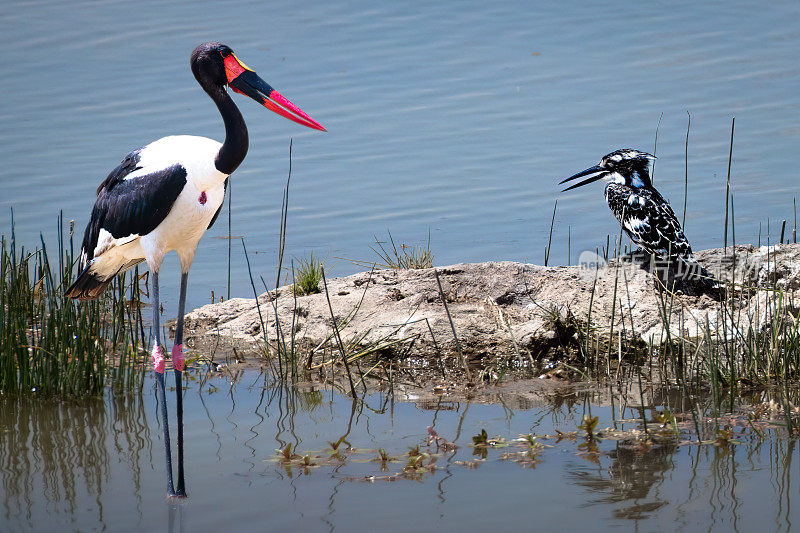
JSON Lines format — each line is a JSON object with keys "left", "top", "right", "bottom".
{"left": 2, "top": 0, "right": 799, "bottom": 312}
{"left": 2, "top": 372, "right": 799, "bottom": 532}
{"left": 2, "top": 4, "right": 800, "bottom": 528}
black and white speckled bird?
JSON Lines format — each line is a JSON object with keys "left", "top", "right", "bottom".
{"left": 65, "top": 42, "right": 325, "bottom": 497}
{"left": 560, "top": 148, "right": 714, "bottom": 285}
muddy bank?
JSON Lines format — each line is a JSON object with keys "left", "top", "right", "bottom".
{"left": 179, "top": 244, "right": 800, "bottom": 369}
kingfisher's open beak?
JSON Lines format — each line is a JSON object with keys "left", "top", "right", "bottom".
{"left": 224, "top": 54, "right": 326, "bottom": 132}
{"left": 559, "top": 165, "right": 607, "bottom": 192}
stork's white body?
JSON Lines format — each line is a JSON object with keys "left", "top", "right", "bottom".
{"left": 86, "top": 135, "right": 227, "bottom": 284}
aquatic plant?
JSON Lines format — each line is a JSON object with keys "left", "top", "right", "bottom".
{"left": 345, "top": 230, "right": 434, "bottom": 270}
{"left": 472, "top": 429, "right": 489, "bottom": 446}
{"left": 0, "top": 212, "right": 145, "bottom": 397}
{"left": 578, "top": 415, "right": 599, "bottom": 439}
{"left": 372, "top": 231, "right": 433, "bottom": 270}
{"left": 293, "top": 252, "right": 323, "bottom": 295}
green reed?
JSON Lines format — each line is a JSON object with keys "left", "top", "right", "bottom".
{"left": 0, "top": 212, "right": 145, "bottom": 397}
{"left": 575, "top": 258, "right": 800, "bottom": 419}
{"left": 344, "top": 230, "right": 433, "bottom": 271}
{"left": 293, "top": 252, "right": 323, "bottom": 295}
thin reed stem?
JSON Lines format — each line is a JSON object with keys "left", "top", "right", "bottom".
{"left": 724, "top": 117, "right": 735, "bottom": 250}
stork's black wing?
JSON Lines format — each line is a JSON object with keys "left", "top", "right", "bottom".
{"left": 78, "top": 150, "right": 187, "bottom": 269}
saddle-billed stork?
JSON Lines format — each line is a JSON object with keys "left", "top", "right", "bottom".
{"left": 66, "top": 41, "right": 325, "bottom": 497}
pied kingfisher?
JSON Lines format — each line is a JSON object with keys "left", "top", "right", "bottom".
{"left": 560, "top": 148, "right": 715, "bottom": 287}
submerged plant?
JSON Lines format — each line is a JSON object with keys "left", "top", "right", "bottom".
{"left": 578, "top": 415, "right": 599, "bottom": 439}
{"left": 377, "top": 447, "right": 390, "bottom": 463}
{"left": 278, "top": 443, "right": 301, "bottom": 461}
{"left": 472, "top": 428, "right": 489, "bottom": 446}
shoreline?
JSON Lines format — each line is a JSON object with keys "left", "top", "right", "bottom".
{"left": 179, "top": 243, "right": 800, "bottom": 382}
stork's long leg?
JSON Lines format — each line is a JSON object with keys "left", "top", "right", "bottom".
{"left": 152, "top": 270, "right": 176, "bottom": 496}
{"left": 172, "top": 272, "right": 188, "bottom": 497}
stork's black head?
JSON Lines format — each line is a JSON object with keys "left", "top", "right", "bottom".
{"left": 189, "top": 41, "right": 325, "bottom": 131}
{"left": 560, "top": 148, "right": 655, "bottom": 191}
{"left": 190, "top": 42, "right": 231, "bottom": 88}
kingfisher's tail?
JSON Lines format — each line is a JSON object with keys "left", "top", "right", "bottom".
{"left": 681, "top": 255, "right": 718, "bottom": 286}
{"left": 666, "top": 254, "right": 721, "bottom": 295}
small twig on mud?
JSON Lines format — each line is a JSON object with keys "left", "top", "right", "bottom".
{"left": 433, "top": 268, "right": 472, "bottom": 382}
{"left": 321, "top": 267, "right": 358, "bottom": 398}
{"left": 425, "top": 318, "right": 447, "bottom": 378}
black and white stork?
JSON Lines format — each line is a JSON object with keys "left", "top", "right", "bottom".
{"left": 66, "top": 41, "right": 325, "bottom": 497}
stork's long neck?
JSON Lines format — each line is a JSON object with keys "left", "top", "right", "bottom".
{"left": 211, "top": 86, "right": 249, "bottom": 175}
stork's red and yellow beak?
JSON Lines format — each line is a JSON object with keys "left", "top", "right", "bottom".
{"left": 224, "top": 53, "right": 326, "bottom": 132}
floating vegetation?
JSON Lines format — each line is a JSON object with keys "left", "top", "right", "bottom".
{"left": 251, "top": 380, "right": 800, "bottom": 486}
{"left": 0, "top": 213, "right": 145, "bottom": 397}
{"left": 500, "top": 434, "right": 545, "bottom": 468}
{"left": 578, "top": 414, "right": 599, "bottom": 439}
{"left": 426, "top": 425, "right": 458, "bottom": 450}
{"left": 471, "top": 428, "right": 489, "bottom": 446}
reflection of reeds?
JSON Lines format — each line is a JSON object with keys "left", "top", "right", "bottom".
{"left": 0, "top": 394, "right": 150, "bottom": 529}
{"left": 0, "top": 211, "right": 145, "bottom": 397}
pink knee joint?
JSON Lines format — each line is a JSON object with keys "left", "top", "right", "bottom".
{"left": 172, "top": 344, "right": 185, "bottom": 372}
{"left": 152, "top": 345, "right": 165, "bottom": 374}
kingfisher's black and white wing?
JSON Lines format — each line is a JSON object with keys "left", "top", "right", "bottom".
{"left": 605, "top": 185, "right": 692, "bottom": 258}
{"left": 606, "top": 184, "right": 717, "bottom": 287}
{"left": 562, "top": 148, "right": 717, "bottom": 290}
{"left": 66, "top": 149, "right": 187, "bottom": 300}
